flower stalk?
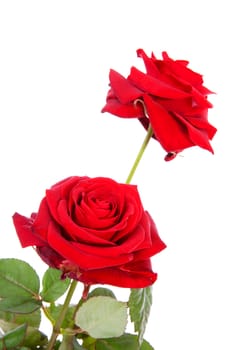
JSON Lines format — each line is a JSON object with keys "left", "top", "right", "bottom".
{"left": 126, "top": 123, "right": 153, "bottom": 184}
{"left": 46, "top": 279, "right": 78, "bottom": 350}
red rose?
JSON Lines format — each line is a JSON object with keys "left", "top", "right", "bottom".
{"left": 102, "top": 49, "right": 217, "bottom": 160}
{"left": 12, "top": 176, "right": 166, "bottom": 288}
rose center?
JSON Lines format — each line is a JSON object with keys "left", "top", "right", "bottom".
{"left": 73, "top": 192, "right": 118, "bottom": 230}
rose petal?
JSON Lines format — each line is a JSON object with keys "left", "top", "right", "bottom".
{"left": 174, "top": 112, "right": 214, "bottom": 153}
{"left": 161, "top": 51, "right": 204, "bottom": 86}
{"left": 192, "top": 86, "right": 213, "bottom": 108}
{"left": 101, "top": 96, "right": 143, "bottom": 118}
{"left": 36, "top": 245, "right": 63, "bottom": 269}
{"left": 109, "top": 69, "right": 142, "bottom": 104}
{"left": 144, "top": 94, "right": 193, "bottom": 152}
{"left": 78, "top": 259, "right": 157, "bottom": 288}
{"left": 186, "top": 115, "right": 217, "bottom": 140}
{"left": 12, "top": 212, "right": 45, "bottom": 247}
{"left": 32, "top": 198, "right": 53, "bottom": 241}
{"left": 47, "top": 221, "right": 134, "bottom": 269}
{"left": 134, "top": 212, "right": 167, "bottom": 261}
{"left": 129, "top": 67, "right": 190, "bottom": 99}
{"left": 137, "top": 48, "right": 161, "bottom": 77}
{"left": 56, "top": 199, "right": 117, "bottom": 244}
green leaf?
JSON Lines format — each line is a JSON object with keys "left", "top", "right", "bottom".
{"left": 40, "top": 268, "right": 71, "bottom": 302}
{"left": 0, "top": 259, "right": 41, "bottom": 313}
{"left": 140, "top": 338, "right": 154, "bottom": 350}
{"left": 0, "top": 319, "right": 22, "bottom": 334}
{"left": 0, "top": 323, "right": 27, "bottom": 350}
{"left": 0, "top": 296, "right": 41, "bottom": 314}
{"left": 75, "top": 296, "right": 127, "bottom": 339}
{"left": 0, "top": 259, "right": 40, "bottom": 297}
{"left": 23, "top": 326, "right": 48, "bottom": 349}
{"left": 88, "top": 287, "right": 116, "bottom": 299}
{"left": 128, "top": 287, "right": 152, "bottom": 346}
{"left": 0, "top": 308, "right": 41, "bottom": 328}
{"left": 0, "top": 320, "right": 47, "bottom": 350}
{"left": 95, "top": 333, "right": 154, "bottom": 350}
{"left": 75, "top": 286, "right": 117, "bottom": 314}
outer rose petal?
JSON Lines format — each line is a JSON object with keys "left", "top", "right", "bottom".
{"left": 161, "top": 51, "right": 204, "bottom": 87}
{"left": 191, "top": 86, "right": 213, "bottom": 109}
{"left": 101, "top": 96, "right": 143, "bottom": 118}
{"left": 108, "top": 69, "right": 142, "bottom": 104}
{"left": 186, "top": 115, "right": 217, "bottom": 140}
{"left": 32, "top": 198, "right": 53, "bottom": 241}
{"left": 50, "top": 176, "right": 86, "bottom": 196}
{"left": 174, "top": 112, "right": 214, "bottom": 153}
{"left": 129, "top": 67, "right": 190, "bottom": 99}
{"left": 134, "top": 212, "right": 167, "bottom": 261}
{"left": 47, "top": 221, "right": 134, "bottom": 269}
{"left": 76, "top": 259, "right": 157, "bottom": 288}
{"left": 36, "top": 245, "right": 64, "bottom": 269}
{"left": 46, "top": 215, "right": 155, "bottom": 269}
{"left": 12, "top": 213, "right": 45, "bottom": 247}
{"left": 137, "top": 48, "right": 161, "bottom": 77}
{"left": 144, "top": 94, "right": 193, "bottom": 152}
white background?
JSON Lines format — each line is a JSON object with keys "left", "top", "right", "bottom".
{"left": 0, "top": 1, "right": 232, "bottom": 349}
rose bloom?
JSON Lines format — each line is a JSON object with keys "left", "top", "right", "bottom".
{"left": 102, "top": 49, "right": 217, "bottom": 160}
{"left": 13, "top": 176, "right": 166, "bottom": 288}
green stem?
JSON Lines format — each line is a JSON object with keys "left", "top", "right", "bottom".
{"left": 46, "top": 279, "right": 78, "bottom": 350}
{"left": 42, "top": 304, "right": 55, "bottom": 325}
{"left": 125, "top": 124, "right": 153, "bottom": 184}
